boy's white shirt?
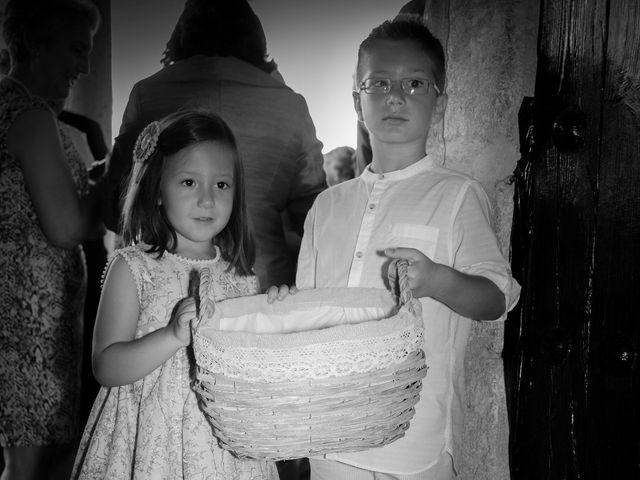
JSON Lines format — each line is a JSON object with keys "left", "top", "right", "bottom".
{"left": 296, "top": 154, "right": 521, "bottom": 474}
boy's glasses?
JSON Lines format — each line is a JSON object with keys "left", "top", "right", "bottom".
{"left": 356, "top": 78, "right": 441, "bottom": 96}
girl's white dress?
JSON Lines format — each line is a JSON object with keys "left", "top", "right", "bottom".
{"left": 72, "top": 244, "right": 277, "bottom": 480}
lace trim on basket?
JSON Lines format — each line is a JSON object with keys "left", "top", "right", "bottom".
{"left": 193, "top": 324, "right": 424, "bottom": 382}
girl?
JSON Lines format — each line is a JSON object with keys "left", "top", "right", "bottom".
{"left": 71, "top": 110, "right": 282, "bottom": 479}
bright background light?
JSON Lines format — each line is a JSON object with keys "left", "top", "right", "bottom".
{"left": 111, "top": 0, "right": 407, "bottom": 153}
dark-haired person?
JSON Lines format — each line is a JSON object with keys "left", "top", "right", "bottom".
{"left": 72, "top": 109, "right": 280, "bottom": 480}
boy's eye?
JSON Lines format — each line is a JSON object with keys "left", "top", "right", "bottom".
{"left": 407, "top": 79, "right": 425, "bottom": 88}
{"left": 372, "top": 79, "right": 391, "bottom": 88}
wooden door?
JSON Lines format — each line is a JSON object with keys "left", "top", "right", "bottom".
{"left": 504, "top": 1, "right": 640, "bottom": 478}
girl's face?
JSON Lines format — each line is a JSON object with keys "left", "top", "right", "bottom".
{"left": 30, "top": 13, "right": 94, "bottom": 100}
{"left": 159, "top": 141, "right": 236, "bottom": 259}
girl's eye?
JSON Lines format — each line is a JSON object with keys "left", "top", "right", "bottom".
{"left": 216, "top": 181, "right": 230, "bottom": 190}
{"left": 181, "top": 179, "right": 195, "bottom": 187}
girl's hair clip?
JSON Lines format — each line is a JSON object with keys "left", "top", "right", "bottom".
{"left": 133, "top": 121, "right": 161, "bottom": 165}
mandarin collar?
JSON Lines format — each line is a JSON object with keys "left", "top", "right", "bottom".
{"left": 360, "top": 155, "right": 435, "bottom": 185}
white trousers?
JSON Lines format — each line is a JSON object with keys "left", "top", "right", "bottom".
{"left": 309, "top": 453, "right": 454, "bottom": 480}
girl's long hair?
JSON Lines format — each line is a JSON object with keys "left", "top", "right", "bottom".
{"left": 121, "top": 109, "right": 255, "bottom": 276}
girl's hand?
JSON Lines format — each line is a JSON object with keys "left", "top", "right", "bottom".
{"left": 168, "top": 297, "right": 198, "bottom": 346}
{"left": 385, "top": 247, "right": 441, "bottom": 299}
{"left": 266, "top": 284, "right": 298, "bottom": 304}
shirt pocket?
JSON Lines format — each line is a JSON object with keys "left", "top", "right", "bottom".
{"left": 391, "top": 223, "right": 439, "bottom": 259}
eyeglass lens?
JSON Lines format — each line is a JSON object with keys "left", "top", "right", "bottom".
{"left": 360, "top": 78, "right": 438, "bottom": 95}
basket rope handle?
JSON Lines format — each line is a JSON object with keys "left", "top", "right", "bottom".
{"left": 393, "top": 259, "right": 413, "bottom": 307}
{"left": 392, "top": 259, "right": 421, "bottom": 318}
{"left": 188, "top": 268, "right": 200, "bottom": 316}
{"left": 189, "top": 267, "right": 216, "bottom": 330}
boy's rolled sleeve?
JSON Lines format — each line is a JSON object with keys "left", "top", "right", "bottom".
{"left": 458, "top": 261, "right": 521, "bottom": 321}
{"left": 452, "top": 181, "right": 521, "bottom": 321}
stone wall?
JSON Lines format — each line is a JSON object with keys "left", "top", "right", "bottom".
{"left": 423, "top": 1, "right": 539, "bottom": 478}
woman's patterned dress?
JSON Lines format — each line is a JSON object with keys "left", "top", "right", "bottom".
{"left": 0, "top": 77, "right": 87, "bottom": 447}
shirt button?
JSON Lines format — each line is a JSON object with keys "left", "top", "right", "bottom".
{"left": 368, "top": 203, "right": 375, "bottom": 210}
{"left": 355, "top": 251, "right": 363, "bottom": 258}
{"left": 378, "top": 174, "right": 385, "bottom": 180}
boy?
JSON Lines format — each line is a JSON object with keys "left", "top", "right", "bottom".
{"left": 296, "top": 15, "right": 521, "bottom": 480}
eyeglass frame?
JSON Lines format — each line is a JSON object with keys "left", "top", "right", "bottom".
{"left": 355, "top": 77, "right": 442, "bottom": 96}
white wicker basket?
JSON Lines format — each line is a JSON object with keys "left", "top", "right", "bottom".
{"left": 191, "top": 260, "right": 427, "bottom": 461}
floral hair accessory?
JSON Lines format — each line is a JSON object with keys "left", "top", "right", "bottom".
{"left": 133, "top": 121, "right": 161, "bottom": 164}
{"left": 132, "top": 121, "right": 161, "bottom": 184}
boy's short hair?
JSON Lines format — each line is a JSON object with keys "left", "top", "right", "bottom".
{"left": 356, "top": 14, "right": 446, "bottom": 93}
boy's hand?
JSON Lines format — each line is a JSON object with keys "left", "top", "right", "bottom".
{"left": 266, "top": 284, "right": 298, "bottom": 304}
{"left": 385, "top": 247, "right": 441, "bottom": 299}
{"left": 168, "top": 297, "right": 197, "bottom": 346}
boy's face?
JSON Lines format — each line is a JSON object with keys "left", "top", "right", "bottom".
{"left": 353, "top": 39, "right": 446, "bottom": 149}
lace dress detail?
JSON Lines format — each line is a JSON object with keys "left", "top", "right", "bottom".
{"left": 72, "top": 245, "right": 275, "bottom": 480}
{"left": 0, "top": 77, "right": 87, "bottom": 446}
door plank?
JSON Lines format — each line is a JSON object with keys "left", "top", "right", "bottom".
{"left": 507, "top": 0, "right": 609, "bottom": 478}
{"left": 587, "top": 0, "right": 640, "bottom": 476}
